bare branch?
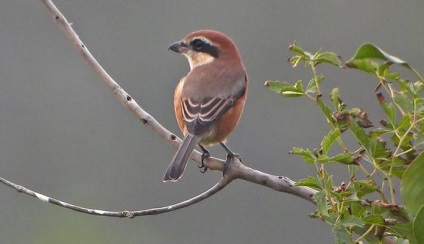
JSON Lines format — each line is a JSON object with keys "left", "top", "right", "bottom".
{"left": 226, "top": 159, "right": 317, "bottom": 203}
{"left": 40, "top": 0, "right": 225, "bottom": 172}
{"left": 0, "top": 174, "right": 232, "bottom": 218}
{"left": 0, "top": 0, "right": 318, "bottom": 217}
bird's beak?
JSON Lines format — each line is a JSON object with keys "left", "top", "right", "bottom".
{"left": 168, "top": 41, "right": 189, "bottom": 53}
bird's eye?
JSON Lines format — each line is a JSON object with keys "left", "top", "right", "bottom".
{"left": 191, "top": 39, "right": 205, "bottom": 50}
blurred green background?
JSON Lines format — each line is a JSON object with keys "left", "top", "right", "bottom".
{"left": 0, "top": 0, "right": 423, "bottom": 243}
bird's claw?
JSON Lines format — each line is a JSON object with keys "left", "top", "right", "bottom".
{"left": 227, "top": 151, "right": 242, "bottom": 162}
{"left": 198, "top": 146, "right": 210, "bottom": 173}
{"left": 224, "top": 152, "right": 242, "bottom": 173}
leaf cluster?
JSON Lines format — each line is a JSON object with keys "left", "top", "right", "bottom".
{"left": 266, "top": 42, "right": 424, "bottom": 243}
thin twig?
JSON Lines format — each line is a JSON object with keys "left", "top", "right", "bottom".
{"left": 0, "top": 174, "right": 233, "bottom": 218}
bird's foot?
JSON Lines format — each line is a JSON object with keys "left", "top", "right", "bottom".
{"left": 224, "top": 152, "right": 242, "bottom": 170}
{"left": 220, "top": 142, "right": 242, "bottom": 163}
{"left": 221, "top": 143, "right": 242, "bottom": 177}
{"left": 198, "top": 145, "right": 210, "bottom": 173}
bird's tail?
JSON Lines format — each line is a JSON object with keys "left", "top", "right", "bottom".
{"left": 163, "top": 134, "right": 200, "bottom": 182}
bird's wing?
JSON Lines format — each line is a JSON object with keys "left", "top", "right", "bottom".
{"left": 182, "top": 85, "right": 246, "bottom": 135}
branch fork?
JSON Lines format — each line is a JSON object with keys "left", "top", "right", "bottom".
{"left": 0, "top": 0, "right": 317, "bottom": 218}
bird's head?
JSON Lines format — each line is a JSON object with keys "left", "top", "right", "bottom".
{"left": 168, "top": 30, "right": 242, "bottom": 70}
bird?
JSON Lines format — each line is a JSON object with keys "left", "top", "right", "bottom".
{"left": 163, "top": 30, "right": 248, "bottom": 182}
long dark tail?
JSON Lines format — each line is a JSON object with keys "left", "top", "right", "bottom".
{"left": 163, "top": 134, "right": 200, "bottom": 182}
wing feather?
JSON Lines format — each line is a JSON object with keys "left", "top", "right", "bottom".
{"left": 182, "top": 85, "right": 246, "bottom": 135}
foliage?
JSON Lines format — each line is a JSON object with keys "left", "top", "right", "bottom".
{"left": 265, "top": 42, "right": 424, "bottom": 243}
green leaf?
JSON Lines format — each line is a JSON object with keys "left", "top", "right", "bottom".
{"left": 394, "top": 94, "right": 413, "bottom": 113}
{"left": 398, "top": 114, "right": 412, "bottom": 132}
{"left": 346, "top": 43, "right": 413, "bottom": 71}
{"left": 321, "top": 172, "right": 334, "bottom": 192}
{"left": 314, "top": 191, "right": 329, "bottom": 217}
{"left": 290, "top": 147, "right": 315, "bottom": 164}
{"left": 387, "top": 222, "right": 414, "bottom": 241}
{"left": 362, "top": 214, "right": 385, "bottom": 225}
{"left": 414, "top": 81, "right": 424, "bottom": 94}
{"left": 321, "top": 128, "right": 341, "bottom": 155}
{"left": 413, "top": 205, "right": 424, "bottom": 243}
{"left": 306, "top": 75, "right": 324, "bottom": 94}
{"left": 339, "top": 216, "right": 364, "bottom": 228}
{"left": 316, "top": 154, "right": 330, "bottom": 164}
{"left": 314, "top": 51, "right": 342, "bottom": 66}
{"left": 354, "top": 180, "right": 379, "bottom": 198}
{"left": 288, "top": 41, "right": 306, "bottom": 56}
{"left": 345, "top": 58, "right": 379, "bottom": 75}
{"left": 348, "top": 165, "right": 357, "bottom": 179}
{"left": 296, "top": 176, "right": 321, "bottom": 189}
{"left": 316, "top": 95, "right": 334, "bottom": 125}
{"left": 414, "top": 134, "right": 424, "bottom": 148}
{"left": 264, "top": 80, "right": 304, "bottom": 97}
{"left": 330, "top": 153, "right": 355, "bottom": 165}
{"left": 348, "top": 117, "right": 389, "bottom": 159}
{"left": 346, "top": 43, "right": 424, "bottom": 82}
{"left": 377, "top": 93, "right": 396, "bottom": 126}
{"left": 368, "top": 138, "right": 390, "bottom": 160}
{"left": 416, "top": 98, "right": 424, "bottom": 114}
{"left": 347, "top": 118, "right": 370, "bottom": 150}
{"left": 330, "top": 87, "right": 341, "bottom": 110}
{"left": 333, "top": 227, "right": 354, "bottom": 244}
{"left": 400, "top": 151, "right": 424, "bottom": 217}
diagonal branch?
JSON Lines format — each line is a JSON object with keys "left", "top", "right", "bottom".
{"left": 0, "top": 0, "right": 318, "bottom": 218}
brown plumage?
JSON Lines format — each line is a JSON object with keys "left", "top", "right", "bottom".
{"left": 164, "top": 30, "right": 248, "bottom": 182}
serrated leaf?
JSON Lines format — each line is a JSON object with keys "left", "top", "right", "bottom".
{"left": 395, "top": 78, "right": 415, "bottom": 95}
{"left": 387, "top": 222, "right": 414, "bottom": 240}
{"left": 378, "top": 157, "right": 407, "bottom": 179}
{"left": 333, "top": 227, "right": 354, "bottom": 244}
{"left": 377, "top": 93, "right": 396, "bottom": 126}
{"left": 305, "top": 75, "right": 324, "bottom": 94}
{"left": 264, "top": 80, "right": 287, "bottom": 93}
{"left": 416, "top": 98, "right": 424, "bottom": 114}
{"left": 321, "top": 128, "right": 341, "bottom": 155}
{"left": 400, "top": 152, "right": 424, "bottom": 217}
{"left": 354, "top": 180, "right": 379, "bottom": 198}
{"left": 316, "top": 95, "right": 334, "bottom": 125}
{"left": 322, "top": 173, "right": 335, "bottom": 192}
{"left": 306, "top": 79, "right": 317, "bottom": 94}
{"left": 348, "top": 165, "right": 357, "bottom": 178}
{"left": 347, "top": 118, "right": 370, "bottom": 150}
{"left": 288, "top": 41, "right": 306, "bottom": 56}
{"left": 291, "top": 147, "right": 315, "bottom": 164}
{"left": 368, "top": 138, "right": 390, "bottom": 160}
{"left": 323, "top": 212, "right": 338, "bottom": 225}
{"left": 348, "top": 117, "right": 389, "bottom": 159}
{"left": 314, "top": 191, "right": 329, "bottom": 217}
{"left": 362, "top": 214, "right": 385, "bottom": 225}
{"left": 264, "top": 80, "right": 304, "bottom": 97}
{"left": 339, "top": 216, "right": 364, "bottom": 228}
{"left": 330, "top": 153, "right": 355, "bottom": 165}
{"left": 394, "top": 94, "right": 413, "bottom": 113}
{"left": 414, "top": 134, "right": 424, "bottom": 148}
{"left": 296, "top": 176, "right": 321, "bottom": 189}
{"left": 369, "top": 128, "right": 392, "bottom": 137}
{"left": 316, "top": 154, "right": 330, "bottom": 164}
{"left": 398, "top": 114, "right": 412, "bottom": 132}
{"left": 330, "top": 87, "right": 340, "bottom": 110}
{"left": 314, "top": 51, "right": 342, "bottom": 66}
{"left": 413, "top": 205, "right": 424, "bottom": 243}
{"left": 414, "top": 81, "right": 424, "bottom": 94}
